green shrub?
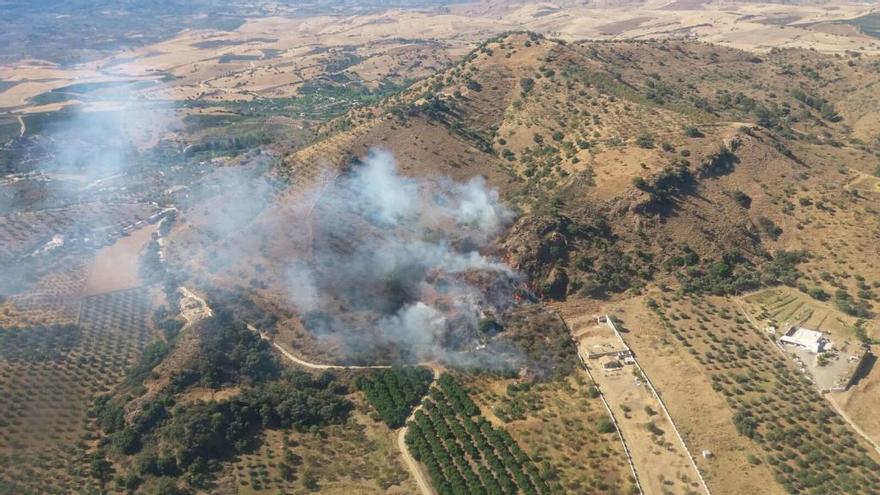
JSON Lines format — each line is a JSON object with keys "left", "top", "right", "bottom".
{"left": 684, "top": 126, "right": 704, "bottom": 138}
{"left": 597, "top": 416, "right": 616, "bottom": 433}
{"left": 757, "top": 216, "right": 782, "bottom": 240}
{"left": 834, "top": 289, "right": 871, "bottom": 318}
{"left": 635, "top": 131, "right": 655, "bottom": 149}
{"left": 732, "top": 190, "right": 752, "bottom": 208}
{"left": 466, "top": 79, "right": 483, "bottom": 92}
{"left": 807, "top": 287, "right": 829, "bottom": 301}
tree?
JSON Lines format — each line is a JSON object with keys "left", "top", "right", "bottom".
{"left": 301, "top": 467, "right": 319, "bottom": 491}
{"left": 807, "top": 287, "right": 829, "bottom": 301}
{"left": 757, "top": 216, "right": 782, "bottom": 240}
{"left": 709, "top": 261, "right": 732, "bottom": 278}
{"left": 834, "top": 289, "right": 871, "bottom": 318}
{"left": 732, "top": 190, "right": 751, "bottom": 208}
{"left": 733, "top": 410, "right": 757, "bottom": 438}
{"left": 357, "top": 367, "right": 433, "bottom": 428}
{"left": 90, "top": 454, "right": 114, "bottom": 488}
{"left": 153, "top": 477, "right": 189, "bottom": 495}
{"left": 597, "top": 416, "right": 616, "bottom": 433}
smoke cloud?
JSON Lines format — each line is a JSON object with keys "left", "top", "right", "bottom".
{"left": 3, "top": 84, "right": 529, "bottom": 369}
{"left": 284, "top": 149, "right": 521, "bottom": 365}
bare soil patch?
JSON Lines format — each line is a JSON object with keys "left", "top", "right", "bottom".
{"left": 83, "top": 223, "right": 155, "bottom": 296}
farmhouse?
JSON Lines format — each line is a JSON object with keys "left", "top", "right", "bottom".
{"left": 779, "top": 327, "right": 828, "bottom": 354}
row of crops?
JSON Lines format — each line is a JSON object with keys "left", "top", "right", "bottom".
{"left": 405, "top": 375, "right": 551, "bottom": 495}
{"left": 355, "top": 366, "right": 434, "bottom": 428}
{"left": 0, "top": 323, "right": 81, "bottom": 361}
{"left": 0, "top": 287, "right": 153, "bottom": 494}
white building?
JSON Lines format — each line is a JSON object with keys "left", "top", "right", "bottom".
{"left": 779, "top": 327, "right": 828, "bottom": 354}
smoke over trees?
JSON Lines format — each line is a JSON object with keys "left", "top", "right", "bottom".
{"left": 284, "top": 149, "right": 524, "bottom": 365}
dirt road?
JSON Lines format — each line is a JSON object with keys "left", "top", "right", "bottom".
{"left": 397, "top": 367, "right": 441, "bottom": 495}
{"left": 827, "top": 395, "right": 880, "bottom": 455}
{"left": 243, "top": 324, "right": 436, "bottom": 495}
{"left": 178, "top": 287, "right": 213, "bottom": 324}
{"left": 246, "top": 323, "right": 392, "bottom": 370}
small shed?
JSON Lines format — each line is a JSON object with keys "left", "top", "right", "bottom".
{"left": 603, "top": 358, "right": 622, "bottom": 370}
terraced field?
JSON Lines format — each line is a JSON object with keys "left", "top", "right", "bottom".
{"left": 743, "top": 287, "right": 854, "bottom": 336}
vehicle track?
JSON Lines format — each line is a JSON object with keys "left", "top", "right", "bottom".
{"left": 244, "top": 318, "right": 437, "bottom": 494}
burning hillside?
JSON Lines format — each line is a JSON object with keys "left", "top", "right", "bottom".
{"left": 281, "top": 150, "right": 572, "bottom": 373}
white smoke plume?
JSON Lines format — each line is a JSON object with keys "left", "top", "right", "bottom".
{"left": 285, "top": 149, "right": 521, "bottom": 365}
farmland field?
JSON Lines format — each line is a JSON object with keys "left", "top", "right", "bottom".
{"left": 3, "top": 1, "right": 880, "bottom": 494}
{"left": 215, "top": 407, "right": 417, "bottom": 495}
{"left": 406, "top": 374, "right": 554, "bottom": 495}
{"left": 637, "top": 294, "right": 880, "bottom": 494}
{"left": 0, "top": 286, "right": 157, "bottom": 493}
{"left": 470, "top": 370, "right": 636, "bottom": 494}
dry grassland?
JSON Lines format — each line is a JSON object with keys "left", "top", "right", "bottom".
{"left": 469, "top": 371, "right": 637, "bottom": 494}
{"left": 215, "top": 406, "right": 417, "bottom": 495}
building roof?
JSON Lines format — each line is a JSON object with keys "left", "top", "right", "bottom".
{"left": 603, "top": 358, "right": 622, "bottom": 369}
{"left": 780, "top": 327, "right": 827, "bottom": 352}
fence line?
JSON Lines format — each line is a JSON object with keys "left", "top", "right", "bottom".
{"left": 560, "top": 314, "right": 644, "bottom": 495}
{"left": 605, "top": 315, "right": 712, "bottom": 495}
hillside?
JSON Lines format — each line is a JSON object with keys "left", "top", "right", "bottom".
{"left": 267, "top": 31, "right": 880, "bottom": 494}
{"left": 285, "top": 32, "right": 880, "bottom": 303}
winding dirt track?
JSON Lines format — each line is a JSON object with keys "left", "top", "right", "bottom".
{"left": 246, "top": 323, "right": 392, "bottom": 370}
{"left": 242, "top": 324, "right": 437, "bottom": 494}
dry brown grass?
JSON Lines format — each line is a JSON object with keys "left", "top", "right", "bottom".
{"left": 214, "top": 405, "right": 417, "bottom": 495}
{"left": 469, "top": 371, "right": 637, "bottom": 494}
{"left": 585, "top": 295, "right": 787, "bottom": 495}
{"left": 594, "top": 292, "right": 880, "bottom": 494}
